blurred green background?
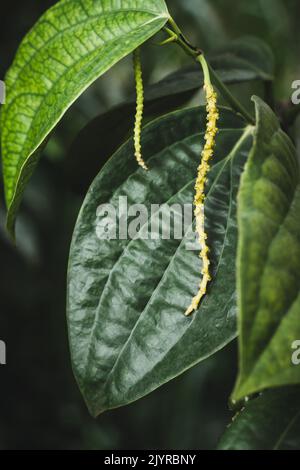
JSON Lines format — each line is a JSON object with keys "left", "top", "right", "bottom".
{"left": 0, "top": 0, "right": 299, "bottom": 450}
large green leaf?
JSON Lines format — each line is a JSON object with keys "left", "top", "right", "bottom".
{"left": 232, "top": 96, "right": 300, "bottom": 403}
{"left": 67, "top": 36, "right": 274, "bottom": 194}
{"left": 0, "top": 0, "right": 169, "bottom": 237}
{"left": 218, "top": 387, "right": 300, "bottom": 450}
{"left": 67, "top": 106, "right": 253, "bottom": 416}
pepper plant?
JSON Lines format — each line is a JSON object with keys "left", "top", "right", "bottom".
{"left": 1, "top": 0, "right": 300, "bottom": 450}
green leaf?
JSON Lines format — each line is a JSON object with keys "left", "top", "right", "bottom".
{"left": 67, "top": 106, "right": 253, "bottom": 416}
{"left": 145, "top": 36, "right": 274, "bottom": 96}
{"left": 218, "top": 387, "right": 300, "bottom": 450}
{"left": 232, "top": 96, "right": 300, "bottom": 403}
{"left": 67, "top": 36, "right": 274, "bottom": 194}
{"left": 209, "top": 36, "right": 274, "bottom": 83}
{"left": 0, "top": 0, "right": 169, "bottom": 237}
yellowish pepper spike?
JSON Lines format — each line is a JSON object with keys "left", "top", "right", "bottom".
{"left": 185, "top": 57, "right": 219, "bottom": 317}
{"left": 133, "top": 48, "right": 148, "bottom": 171}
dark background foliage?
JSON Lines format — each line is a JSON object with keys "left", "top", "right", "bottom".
{"left": 0, "top": 0, "right": 299, "bottom": 450}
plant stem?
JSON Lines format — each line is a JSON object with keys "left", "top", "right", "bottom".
{"left": 208, "top": 65, "right": 255, "bottom": 124}
{"left": 197, "top": 55, "right": 211, "bottom": 86}
{"left": 166, "top": 18, "right": 201, "bottom": 59}
{"left": 164, "top": 18, "right": 256, "bottom": 125}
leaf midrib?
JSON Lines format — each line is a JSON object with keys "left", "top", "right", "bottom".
{"left": 240, "top": 165, "right": 300, "bottom": 383}
{"left": 5, "top": 18, "right": 167, "bottom": 210}
{"left": 6, "top": 8, "right": 167, "bottom": 94}
{"left": 83, "top": 127, "right": 245, "bottom": 376}
{"left": 94, "top": 127, "right": 251, "bottom": 390}
{"left": 103, "top": 159, "right": 234, "bottom": 392}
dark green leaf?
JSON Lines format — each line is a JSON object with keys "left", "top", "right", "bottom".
{"left": 67, "top": 106, "right": 253, "bottom": 416}
{"left": 218, "top": 387, "right": 300, "bottom": 450}
{"left": 232, "top": 96, "right": 300, "bottom": 403}
{"left": 1, "top": 0, "right": 169, "bottom": 237}
{"left": 209, "top": 36, "right": 274, "bottom": 83}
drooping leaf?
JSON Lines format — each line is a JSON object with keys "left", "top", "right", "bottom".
{"left": 232, "top": 96, "right": 300, "bottom": 403}
{"left": 67, "top": 36, "right": 274, "bottom": 194}
{"left": 218, "top": 387, "right": 300, "bottom": 450}
{"left": 67, "top": 106, "right": 253, "bottom": 416}
{"left": 0, "top": 0, "right": 169, "bottom": 237}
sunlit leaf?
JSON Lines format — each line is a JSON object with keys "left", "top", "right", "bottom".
{"left": 1, "top": 0, "right": 169, "bottom": 237}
